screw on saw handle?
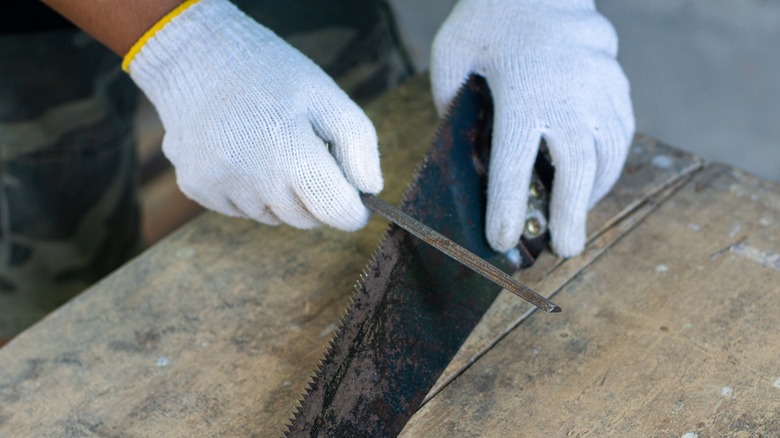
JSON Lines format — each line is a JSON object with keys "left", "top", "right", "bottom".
{"left": 361, "top": 193, "right": 561, "bottom": 313}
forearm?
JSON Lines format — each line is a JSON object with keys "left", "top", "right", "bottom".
{"left": 40, "top": 0, "right": 184, "bottom": 55}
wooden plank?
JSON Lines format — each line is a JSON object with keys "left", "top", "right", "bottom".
{"left": 402, "top": 164, "right": 780, "bottom": 437}
{"left": 0, "top": 76, "right": 438, "bottom": 437}
{"left": 0, "top": 71, "right": 727, "bottom": 437}
{"left": 424, "top": 135, "right": 703, "bottom": 402}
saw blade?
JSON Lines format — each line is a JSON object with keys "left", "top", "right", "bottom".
{"left": 284, "top": 75, "right": 552, "bottom": 437}
{"left": 360, "top": 193, "right": 560, "bottom": 313}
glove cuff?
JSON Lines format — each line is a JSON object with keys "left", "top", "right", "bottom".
{"left": 121, "top": 0, "right": 201, "bottom": 73}
{"left": 124, "top": 0, "right": 288, "bottom": 117}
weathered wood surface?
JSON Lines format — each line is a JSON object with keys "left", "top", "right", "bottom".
{"left": 402, "top": 164, "right": 780, "bottom": 437}
{"left": 424, "top": 134, "right": 702, "bottom": 403}
{"left": 0, "top": 73, "right": 776, "bottom": 437}
{"left": 0, "top": 77, "right": 438, "bottom": 437}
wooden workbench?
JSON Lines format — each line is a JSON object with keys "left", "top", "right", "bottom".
{"left": 1, "top": 77, "right": 778, "bottom": 437}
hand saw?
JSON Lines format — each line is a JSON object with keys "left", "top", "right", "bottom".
{"left": 285, "top": 75, "right": 555, "bottom": 437}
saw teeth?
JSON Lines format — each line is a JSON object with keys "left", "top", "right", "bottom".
{"left": 283, "top": 78, "right": 471, "bottom": 437}
{"left": 284, "top": 245, "right": 380, "bottom": 436}
{"left": 283, "top": 402, "right": 305, "bottom": 437}
{"left": 291, "top": 402, "right": 303, "bottom": 415}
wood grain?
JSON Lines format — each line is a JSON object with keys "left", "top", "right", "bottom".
{"left": 1, "top": 74, "right": 774, "bottom": 437}
{"left": 402, "top": 164, "right": 780, "bottom": 437}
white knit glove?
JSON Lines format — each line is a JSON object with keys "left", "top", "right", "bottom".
{"left": 432, "top": 0, "right": 635, "bottom": 257}
{"left": 127, "top": 0, "right": 382, "bottom": 231}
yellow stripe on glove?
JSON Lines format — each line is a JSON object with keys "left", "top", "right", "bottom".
{"left": 122, "top": 0, "right": 201, "bottom": 72}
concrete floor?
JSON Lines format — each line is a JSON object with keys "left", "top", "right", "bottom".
{"left": 388, "top": 0, "right": 780, "bottom": 182}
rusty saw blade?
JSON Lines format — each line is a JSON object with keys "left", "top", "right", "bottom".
{"left": 360, "top": 193, "right": 560, "bottom": 313}
{"left": 285, "top": 75, "right": 554, "bottom": 437}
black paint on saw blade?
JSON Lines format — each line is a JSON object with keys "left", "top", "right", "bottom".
{"left": 285, "top": 75, "right": 552, "bottom": 437}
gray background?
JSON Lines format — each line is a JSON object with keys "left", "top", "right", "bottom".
{"left": 388, "top": 0, "right": 780, "bottom": 181}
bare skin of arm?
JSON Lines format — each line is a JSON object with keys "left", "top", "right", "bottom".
{"left": 41, "top": 0, "right": 184, "bottom": 56}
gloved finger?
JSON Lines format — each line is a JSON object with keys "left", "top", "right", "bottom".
{"left": 239, "top": 194, "right": 317, "bottom": 229}
{"left": 545, "top": 126, "right": 597, "bottom": 258}
{"left": 292, "top": 132, "right": 372, "bottom": 232}
{"left": 430, "top": 40, "right": 473, "bottom": 116}
{"left": 485, "top": 94, "right": 544, "bottom": 252}
{"left": 588, "top": 67, "right": 635, "bottom": 208}
{"left": 606, "top": 64, "right": 636, "bottom": 145}
{"left": 253, "top": 207, "right": 283, "bottom": 227}
{"left": 237, "top": 202, "right": 284, "bottom": 226}
{"left": 614, "top": 89, "right": 636, "bottom": 146}
{"left": 586, "top": 55, "right": 634, "bottom": 143}
{"left": 309, "top": 88, "right": 383, "bottom": 195}
{"left": 588, "top": 120, "right": 630, "bottom": 208}
{"left": 175, "top": 172, "right": 246, "bottom": 219}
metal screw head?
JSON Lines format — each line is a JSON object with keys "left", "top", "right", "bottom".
{"left": 529, "top": 182, "right": 541, "bottom": 199}
{"left": 525, "top": 217, "right": 542, "bottom": 237}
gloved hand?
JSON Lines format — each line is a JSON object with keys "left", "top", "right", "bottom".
{"left": 126, "top": 0, "right": 382, "bottom": 231}
{"left": 431, "top": 0, "right": 635, "bottom": 257}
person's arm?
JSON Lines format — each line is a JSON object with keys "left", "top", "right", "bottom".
{"left": 40, "top": 0, "right": 182, "bottom": 55}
